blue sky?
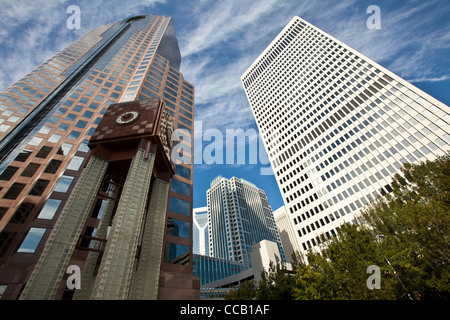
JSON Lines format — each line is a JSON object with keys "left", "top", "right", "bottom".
{"left": 1, "top": 0, "right": 449, "bottom": 211}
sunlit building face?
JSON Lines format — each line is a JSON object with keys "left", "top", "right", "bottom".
{"left": 242, "top": 16, "right": 450, "bottom": 254}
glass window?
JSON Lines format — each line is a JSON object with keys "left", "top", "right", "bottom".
{"left": 57, "top": 143, "right": 73, "bottom": 155}
{"left": 10, "top": 203, "right": 35, "bottom": 223}
{"left": 63, "top": 99, "right": 74, "bottom": 107}
{"left": 8, "top": 115, "right": 20, "bottom": 123}
{"left": 57, "top": 107, "right": 67, "bottom": 115}
{"left": 140, "top": 87, "right": 156, "bottom": 98}
{"left": 14, "top": 150, "right": 32, "bottom": 162}
{"left": 68, "top": 131, "right": 81, "bottom": 140}
{"left": 143, "top": 81, "right": 158, "bottom": 92}
{"left": 67, "top": 156, "right": 84, "bottom": 171}
{"left": 38, "top": 126, "right": 52, "bottom": 134}
{"left": 57, "top": 123, "right": 69, "bottom": 132}
{"left": 178, "top": 107, "right": 191, "bottom": 118}
{"left": 75, "top": 120, "right": 87, "bottom": 129}
{"left": 78, "top": 140, "right": 89, "bottom": 152}
{"left": 35, "top": 146, "right": 52, "bottom": 158}
{"left": 54, "top": 175, "right": 74, "bottom": 193}
{"left": 48, "top": 134, "right": 62, "bottom": 143}
{"left": 37, "top": 199, "right": 61, "bottom": 220}
{"left": 123, "top": 93, "right": 135, "bottom": 100}
{"left": 174, "top": 165, "right": 190, "bottom": 179}
{"left": 178, "top": 115, "right": 192, "bottom": 126}
{"left": 29, "top": 179, "right": 49, "bottom": 196}
{"left": 167, "top": 218, "right": 190, "bottom": 239}
{"left": 3, "top": 183, "right": 26, "bottom": 199}
{"left": 44, "top": 160, "right": 62, "bottom": 174}
{"left": 21, "top": 163, "right": 40, "bottom": 177}
{"left": 0, "top": 285, "right": 6, "bottom": 299}
{"left": 82, "top": 111, "right": 94, "bottom": 118}
{"left": 146, "top": 77, "right": 160, "bottom": 87}
{"left": 65, "top": 113, "right": 77, "bottom": 121}
{"left": 28, "top": 137, "right": 43, "bottom": 146}
{"left": 17, "top": 228, "right": 46, "bottom": 253}
{"left": 164, "top": 242, "right": 189, "bottom": 265}
{"left": 90, "top": 198, "right": 114, "bottom": 219}
{"left": 0, "top": 166, "right": 19, "bottom": 181}
{"left": 180, "top": 102, "right": 192, "bottom": 112}
{"left": 170, "top": 179, "right": 191, "bottom": 196}
{"left": 168, "top": 197, "right": 190, "bottom": 216}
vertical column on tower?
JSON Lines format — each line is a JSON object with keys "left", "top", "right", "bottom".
{"left": 72, "top": 185, "right": 119, "bottom": 300}
{"left": 128, "top": 178, "right": 169, "bottom": 299}
{"left": 19, "top": 155, "right": 109, "bottom": 300}
{"left": 90, "top": 148, "right": 155, "bottom": 300}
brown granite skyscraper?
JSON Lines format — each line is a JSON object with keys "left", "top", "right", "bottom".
{"left": 0, "top": 15, "right": 197, "bottom": 300}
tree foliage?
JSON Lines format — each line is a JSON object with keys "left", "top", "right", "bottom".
{"left": 225, "top": 153, "right": 449, "bottom": 300}
{"left": 360, "top": 152, "right": 450, "bottom": 299}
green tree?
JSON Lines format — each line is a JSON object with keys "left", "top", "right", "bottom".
{"left": 224, "top": 280, "right": 257, "bottom": 300}
{"left": 294, "top": 224, "right": 398, "bottom": 300}
{"left": 227, "top": 154, "right": 450, "bottom": 300}
{"left": 256, "top": 261, "right": 297, "bottom": 300}
{"left": 361, "top": 153, "right": 450, "bottom": 299}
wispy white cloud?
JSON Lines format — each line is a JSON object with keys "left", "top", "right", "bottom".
{"left": 1, "top": 0, "right": 448, "bottom": 111}
{"left": 175, "top": 0, "right": 450, "bottom": 134}
{"left": 179, "top": 0, "right": 279, "bottom": 57}
{"left": 407, "top": 75, "right": 450, "bottom": 83}
{"left": 320, "top": 0, "right": 450, "bottom": 82}
{"left": 0, "top": 0, "right": 166, "bottom": 90}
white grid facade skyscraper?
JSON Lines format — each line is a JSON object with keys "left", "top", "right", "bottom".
{"left": 207, "top": 176, "right": 286, "bottom": 268}
{"left": 241, "top": 16, "right": 450, "bottom": 254}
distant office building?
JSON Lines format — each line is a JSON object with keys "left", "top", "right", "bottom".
{"left": 192, "top": 254, "right": 243, "bottom": 287}
{"left": 0, "top": 14, "right": 196, "bottom": 300}
{"left": 250, "top": 239, "right": 290, "bottom": 282}
{"left": 273, "top": 206, "right": 301, "bottom": 263}
{"left": 207, "top": 176, "right": 286, "bottom": 268}
{"left": 241, "top": 16, "right": 450, "bottom": 254}
{"left": 193, "top": 207, "right": 209, "bottom": 256}
{"left": 197, "top": 239, "right": 289, "bottom": 299}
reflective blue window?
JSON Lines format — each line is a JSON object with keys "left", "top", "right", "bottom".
{"left": 57, "top": 123, "right": 69, "bottom": 132}
{"left": 68, "top": 131, "right": 81, "bottom": 140}
{"left": 54, "top": 175, "right": 74, "bottom": 193}
{"left": 167, "top": 218, "right": 190, "bottom": 239}
{"left": 174, "top": 165, "right": 190, "bottom": 179}
{"left": 164, "top": 242, "right": 189, "bottom": 265}
{"left": 82, "top": 111, "right": 94, "bottom": 118}
{"left": 17, "top": 228, "right": 46, "bottom": 253}
{"left": 168, "top": 196, "right": 190, "bottom": 216}
{"left": 170, "top": 179, "right": 190, "bottom": 196}
{"left": 37, "top": 199, "right": 61, "bottom": 220}
{"left": 75, "top": 120, "right": 87, "bottom": 128}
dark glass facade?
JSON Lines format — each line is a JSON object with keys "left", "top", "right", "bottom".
{"left": 193, "top": 254, "right": 243, "bottom": 287}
